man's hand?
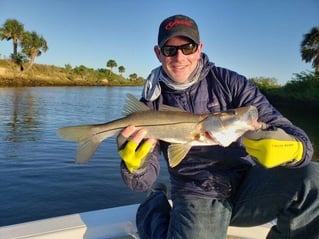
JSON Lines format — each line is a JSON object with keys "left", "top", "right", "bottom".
{"left": 117, "top": 125, "right": 157, "bottom": 173}
{"left": 243, "top": 126, "right": 303, "bottom": 168}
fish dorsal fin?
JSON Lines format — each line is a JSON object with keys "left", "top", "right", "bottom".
{"left": 168, "top": 143, "right": 192, "bottom": 167}
{"left": 160, "top": 104, "right": 186, "bottom": 112}
{"left": 122, "top": 94, "right": 150, "bottom": 116}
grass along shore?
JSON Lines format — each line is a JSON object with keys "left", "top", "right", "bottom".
{"left": 0, "top": 59, "right": 144, "bottom": 87}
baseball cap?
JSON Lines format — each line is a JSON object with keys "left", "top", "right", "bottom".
{"left": 158, "top": 15, "right": 200, "bottom": 48}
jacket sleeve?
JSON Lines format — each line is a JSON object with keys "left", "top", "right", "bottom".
{"left": 120, "top": 99, "right": 162, "bottom": 192}
{"left": 231, "top": 73, "right": 313, "bottom": 167}
{"left": 120, "top": 143, "right": 161, "bottom": 192}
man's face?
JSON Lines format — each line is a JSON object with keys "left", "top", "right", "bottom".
{"left": 155, "top": 36, "right": 203, "bottom": 83}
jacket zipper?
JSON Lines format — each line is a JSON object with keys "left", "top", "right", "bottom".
{"left": 185, "top": 89, "right": 195, "bottom": 113}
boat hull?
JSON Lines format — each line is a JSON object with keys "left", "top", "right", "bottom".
{"left": 0, "top": 203, "right": 272, "bottom": 239}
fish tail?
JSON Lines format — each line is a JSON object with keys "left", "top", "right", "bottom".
{"left": 58, "top": 125, "right": 120, "bottom": 163}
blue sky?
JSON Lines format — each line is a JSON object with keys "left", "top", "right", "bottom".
{"left": 0, "top": 0, "right": 318, "bottom": 84}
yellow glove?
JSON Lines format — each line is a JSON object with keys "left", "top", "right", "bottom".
{"left": 117, "top": 127, "right": 156, "bottom": 173}
{"left": 243, "top": 126, "right": 303, "bottom": 168}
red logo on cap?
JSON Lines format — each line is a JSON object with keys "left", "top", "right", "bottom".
{"left": 165, "top": 19, "right": 193, "bottom": 30}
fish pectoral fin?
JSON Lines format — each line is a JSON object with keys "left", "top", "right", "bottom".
{"left": 168, "top": 143, "right": 192, "bottom": 168}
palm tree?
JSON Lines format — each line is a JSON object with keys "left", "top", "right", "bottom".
{"left": 118, "top": 65, "right": 125, "bottom": 76}
{"left": 0, "top": 19, "right": 24, "bottom": 61}
{"left": 106, "top": 59, "right": 117, "bottom": 75}
{"left": 301, "top": 27, "right": 319, "bottom": 72}
{"left": 20, "top": 31, "right": 48, "bottom": 72}
{"left": 129, "top": 73, "right": 137, "bottom": 81}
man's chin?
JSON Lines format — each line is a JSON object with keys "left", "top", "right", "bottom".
{"left": 169, "top": 74, "right": 189, "bottom": 84}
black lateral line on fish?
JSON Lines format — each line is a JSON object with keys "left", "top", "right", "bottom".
{"left": 94, "top": 121, "right": 194, "bottom": 137}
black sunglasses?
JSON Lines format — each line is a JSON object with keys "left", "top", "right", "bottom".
{"left": 160, "top": 43, "right": 198, "bottom": 57}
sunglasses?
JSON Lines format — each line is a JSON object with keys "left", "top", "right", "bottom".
{"left": 160, "top": 43, "right": 198, "bottom": 57}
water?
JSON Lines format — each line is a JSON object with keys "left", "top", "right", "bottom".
{"left": 0, "top": 86, "right": 170, "bottom": 226}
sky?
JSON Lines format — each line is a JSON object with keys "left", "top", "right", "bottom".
{"left": 0, "top": 0, "right": 318, "bottom": 85}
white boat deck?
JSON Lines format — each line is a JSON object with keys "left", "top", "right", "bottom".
{"left": 0, "top": 203, "right": 272, "bottom": 239}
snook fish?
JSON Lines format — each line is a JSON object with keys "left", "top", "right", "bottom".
{"left": 58, "top": 94, "right": 260, "bottom": 167}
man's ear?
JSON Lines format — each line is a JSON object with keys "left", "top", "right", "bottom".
{"left": 154, "top": 46, "right": 161, "bottom": 61}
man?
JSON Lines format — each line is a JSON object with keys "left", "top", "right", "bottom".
{"left": 117, "top": 14, "right": 319, "bottom": 238}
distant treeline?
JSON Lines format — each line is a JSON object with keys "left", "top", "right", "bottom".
{"left": 249, "top": 71, "right": 319, "bottom": 108}
{"left": 0, "top": 59, "right": 145, "bottom": 87}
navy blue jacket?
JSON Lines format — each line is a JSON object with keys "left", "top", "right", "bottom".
{"left": 121, "top": 54, "right": 313, "bottom": 200}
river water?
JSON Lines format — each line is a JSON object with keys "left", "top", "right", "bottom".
{"left": 0, "top": 86, "right": 317, "bottom": 227}
{"left": 0, "top": 86, "right": 170, "bottom": 226}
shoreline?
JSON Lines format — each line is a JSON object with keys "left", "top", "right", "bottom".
{"left": 0, "top": 74, "right": 144, "bottom": 87}
{"left": 0, "top": 59, "right": 145, "bottom": 87}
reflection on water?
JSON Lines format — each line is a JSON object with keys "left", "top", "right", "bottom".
{"left": 4, "top": 88, "right": 41, "bottom": 143}
{"left": 0, "top": 86, "right": 317, "bottom": 227}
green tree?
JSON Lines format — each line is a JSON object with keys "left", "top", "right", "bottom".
{"left": 73, "top": 65, "right": 88, "bottom": 80}
{"left": 249, "top": 77, "right": 280, "bottom": 90}
{"left": 106, "top": 60, "right": 117, "bottom": 74}
{"left": 64, "top": 64, "right": 72, "bottom": 71}
{"left": 106, "top": 59, "right": 117, "bottom": 74}
{"left": 64, "top": 64, "right": 72, "bottom": 74}
{"left": 301, "top": 27, "right": 319, "bottom": 72}
{"left": 0, "top": 19, "right": 24, "bottom": 61}
{"left": 284, "top": 71, "right": 319, "bottom": 101}
{"left": 20, "top": 31, "right": 48, "bottom": 72}
{"left": 118, "top": 65, "right": 125, "bottom": 76}
{"left": 129, "top": 73, "right": 137, "bottom": 81}
{"left": 15, "top": 52, "right": 28, "bottom": 70}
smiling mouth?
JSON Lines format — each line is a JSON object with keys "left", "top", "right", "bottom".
{"left": 172, "top": 67, "right": 186, "bottom": 72}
